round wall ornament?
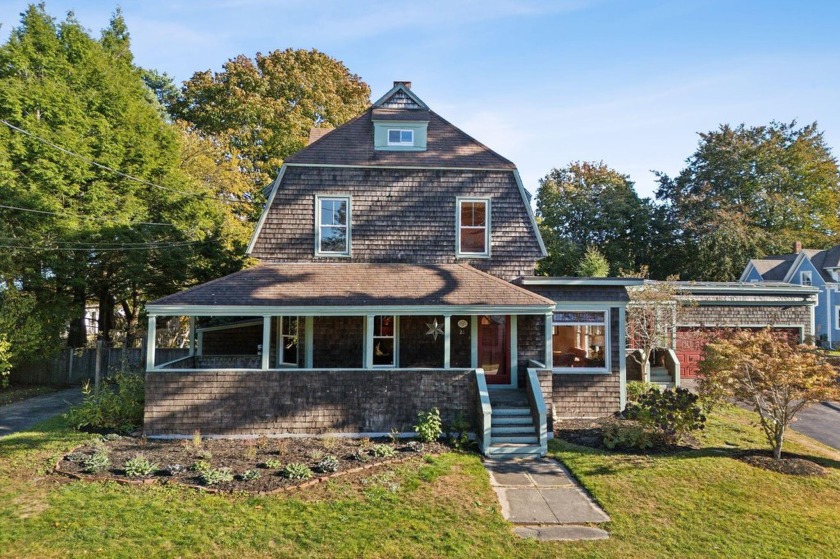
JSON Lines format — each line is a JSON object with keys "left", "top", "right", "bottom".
{"left": 457, "top": 319, "right": 468, "bottom": 329}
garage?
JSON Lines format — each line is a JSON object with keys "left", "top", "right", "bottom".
{"left": 674, "top": 282, "right": 817, "bottom": 379}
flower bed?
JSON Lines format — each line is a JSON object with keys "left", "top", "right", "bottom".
{"left": 56, "top": 435, "right": 448, "bottom": 493}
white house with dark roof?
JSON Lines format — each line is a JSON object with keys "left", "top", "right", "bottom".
{"left": 741, "top": 242, "right": 840, "bottom": 346}
{"left": 142, "top": 82, "right": 642, "bottom": 456}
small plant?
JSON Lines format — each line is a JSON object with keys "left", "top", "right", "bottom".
{"left": 626, "top": 381, "right": 661, "bottom": 403}
{"left": 263, "top": 458, "right": 283, "bottom": 469}
{"left": 82, "top": 449, "right": 110, "bottom": 474}
{"left": 372, "top": 444, "right": 395, "bottom": 458}
{"left": 603, "top": 422, "right": 655, "bottom": 450}
{"left": 100, "top": 433, "right": 121, "bottom": 442}
{"left": 388, "top": 427, "right": 402, "bottom": 445}
{"left": 196, "top": 449, "right": 213, "bottom": 461}
{"left": 192, "top": 429, "right": 202, "bottom": 448}
{"left": 317, "top": 455, "right": 340, "bottom": 473}
{"left": 414, "top": 407, "right": 442, "bottom": 443}
{"left": 283, "top": 462, "right": 313, "bottom": 480}
{"left": 239, "top": 469, "right": 260, "bottom": 481}
{"left": 255, "top": 435, "right": 270, "bottom": 450}
{"left": 191, "top": 460, "right": 212, "bottom": 475}
{"left": 406, "top": 440, "right": 425, "bottom": 453}
{"left": 353, "top": 449, "right": 370, "bottom": 463}
{"left": 321, "top": 435, "right": 339, "bottom": 450}
{"left": 447, "top": 412, "right": 471, "bottom": 450}
{"left": 307, "top": 449, "right": 324, "bottom": 462}
{"left": 243, "top": 440, "right": 257, "bottom": 460}
{"left": 275, "top": 439, "right": 289, "bottom": 453}
{"left": 124, "top": 454, "right": 158, "bottom": 477}
{"left": 165, "top": 463, "right": 185, "bottom": 475}
{"left": 201, "top": 467, "right": 234, "bottom": 486}
{"left": 624, "top": 387, "right": 706, "bottom": 445}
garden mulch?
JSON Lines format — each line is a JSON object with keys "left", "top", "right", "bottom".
{"left": 56, "top": 435, "right": 448, "bottom": 493}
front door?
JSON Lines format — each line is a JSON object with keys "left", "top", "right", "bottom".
{"left": 478, "top": 315, "right": 510, "bottom": 384}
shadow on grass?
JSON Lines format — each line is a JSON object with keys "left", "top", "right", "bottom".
{"left": 0, "top": 415, "right": 94, "bottom": 458}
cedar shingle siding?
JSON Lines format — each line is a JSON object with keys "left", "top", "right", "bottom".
{"left": 251, "top": 168, "right": 542, "bottom": 280}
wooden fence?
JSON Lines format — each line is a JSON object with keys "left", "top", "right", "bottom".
{"left": 10, "top": 347, "right": 190, "bottom": 386}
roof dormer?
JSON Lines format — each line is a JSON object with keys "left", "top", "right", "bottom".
{"left": 372, "top": 81, "right": 429, "bottom": 152}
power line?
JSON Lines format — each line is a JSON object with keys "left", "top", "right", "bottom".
{"left": 0, "top": 240, "right": 212, "bottom": 252}
{"left": 0, "top": 119, "right": 258, "bottom": 206}
{"left": 0, "top": 203, "right": 179, "bottom": 227}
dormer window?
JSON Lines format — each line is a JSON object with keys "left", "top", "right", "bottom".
{"left": 387, "top": 129, "right": 414, "bottom": 146}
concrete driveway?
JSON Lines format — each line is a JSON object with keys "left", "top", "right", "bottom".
{"left": 791, "top": 402, "right": 840, "bottom": 452}
{"left": 0, "top": 387, "right": 83, "bottom": 437}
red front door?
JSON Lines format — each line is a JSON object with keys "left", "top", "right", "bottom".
{"left": 478, "top": 315, "right": 510, "bottom": 384}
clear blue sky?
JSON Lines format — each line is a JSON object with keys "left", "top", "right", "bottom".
{"left": 2, "top": 0, "right": 839, "bottom": 198}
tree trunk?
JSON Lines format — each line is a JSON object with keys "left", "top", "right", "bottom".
{"left": 773, "top": 429, "right": 784, "bottom": 460}
{"left": 67, "top": 285, "right": 88, "bottom": 348}
{"left": 98, "top": 289, "right": 115, "bottom": 343}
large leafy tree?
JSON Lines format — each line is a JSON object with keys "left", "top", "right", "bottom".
{"left": 656, "top": 121, "right": 840, "bottom": 280}
{"left": 170, "top": 49, "right": 371, "bottom": 193}
{"left": 0, "top": 6, "right": 239, "bottom": 356}
{"left": 535, "top": 161, "right": 653, "bottom": 276}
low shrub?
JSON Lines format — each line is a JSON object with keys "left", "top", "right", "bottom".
{"left": 372, "top": 444, "right": 395, "bottom": 458}
{"left": 283, "top": 462, "right": 313, "bottom": 480}
{"left": 201, "top": 467, "right": 234, "bottom": 486}
{"left": 239, "top": 469, "right": 260, "bottom": 481}
{"left": 263, "top": 458, "right": 282, "bottom": 469}
{"left": 64, "top": 371, "right": 144, "bottom": 433}
{"left": 124, "top": 454, "right": 157, "bottom": 477}
{"left": 626, "top": 381, "right": 661, "bottom": 403}
{"left": 317, "top": 455, "right": 340, "bottom": 473}
{"left": 353, "top": 449, "right": 370, "bottom": 463}
{"left": 603, "top": 422, "right": 655, "bottom": 450}
{"left": 82, "top": 448, "right": 110, "bottom": 473}
{"left": 624, "top": 387, "right": 706, "bottom": 444}
{"left": 414, "top": 407, "right": 442, "bottom": 443}
{"left": 191, "top": 460, "right": 212, "bottom": 475}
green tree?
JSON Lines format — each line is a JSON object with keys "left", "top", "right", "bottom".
{"left": 170, "top": 49, "right": 371, "bottom": 192}
{"left": 575, "top": 246, "right": 610, "bottom": 277}
{"left": 0, "top": 6, "right": 241, "bottom": 357}
{"left": 536, "top": 161, "right": 653, "bottom": 276}
{"left": 656, "top": 121, "right": 840, "bottom": 280}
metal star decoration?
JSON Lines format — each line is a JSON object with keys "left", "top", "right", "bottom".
{"left": 425, "top": 318, "right": 445, "bottom": 341}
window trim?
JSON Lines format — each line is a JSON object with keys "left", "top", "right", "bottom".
{"left": 315, "top": 195, "right": 351, "bottom": 257}
{"left": 371, "top": 315, "right": 398, "bottom": 368}
{"left": 456, "top": 197, "right": 491, "bottom": 258}
{"left": 835, "top": 305, "right": 840, "bottom": 330}
{"left": 276, "top": 316, "right": 299, "bottom": 367}
{"left": 800, "top": 271, "right": 813, "bottom": 286}
{"left": 386, "top": 128, "right": 414, "bottom": 146}
{"left": 551, "top": 308, "right": 611, "bottom": 374}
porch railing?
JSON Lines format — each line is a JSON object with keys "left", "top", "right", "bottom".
{"left": 526, "top": 365, "right": 548, "bottom": 456}
{"left": 474, "top": 368, "right": 492, "bottom": 454}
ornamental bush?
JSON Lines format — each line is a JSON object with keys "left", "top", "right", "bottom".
{"left": 414, "top": 407, "right": 442, "bottom": 443}
{"left": 124, "top": 454, "right": 158, "bottom": 477}
{"left": 624, "top": 387, "right": 706, "bottom": 445}
{"left": 64, "top": 371, "right": 144, "bottom": 433}
{"left": 602, "top": 422, "right": 655, "bottom": 450}
{"left": 317, "top": 455, "right": 340, "bottom": 473}
{"left": 282, "top": 462, "right": 313, "bottom": 480}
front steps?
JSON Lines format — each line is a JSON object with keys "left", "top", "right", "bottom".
{"left": 486, "top": 389, "right": 544, "bottom": 457}
{"left": 649, "top": 366, "right": 675, "bottom": 389}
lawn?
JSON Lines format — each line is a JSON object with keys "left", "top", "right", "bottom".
{"left": 1, "top": 407, "right": 839, "bottom": 558}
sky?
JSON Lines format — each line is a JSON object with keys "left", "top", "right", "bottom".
{"left": 2, "top": 0, "right": 839, "bottom": 199}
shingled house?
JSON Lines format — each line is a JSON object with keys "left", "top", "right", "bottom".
{"left": 143, "top": 82, "right": 639, "bottom": 456}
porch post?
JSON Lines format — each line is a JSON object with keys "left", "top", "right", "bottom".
{"left": 619, "top": 306, "right": 627, "bottom": 410}
{"left": 304, "top": 316, "right": 314, "bottom": 368}
{"left": 261, "top": 315, "right": 271, "bottom": 370}
{"left": 470, "top": 315, "right": 478, "bottom": 368}
{"left": 443, "top": 315, "right": 451, "bottom": 369}
{"left": 510, "top": 315, "right": 518, "bottom": 386}
{"left": 146, "top": 315, "right": 156, "bottom": 371}
{"left": 364, "top": 315, "right": 374, "bottom": 369}
{"left": 188, "top": 316, "right": 195, "bottom": 357}
{"left": 544, "top": 312, "right": 554, "bottom": 369}
{"left": 197, "top": 331, "right": 203, "bottom": 356}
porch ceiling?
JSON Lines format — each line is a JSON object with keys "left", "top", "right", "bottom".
{"left": 147, "top": 263, "right": 554, "bottom": 315}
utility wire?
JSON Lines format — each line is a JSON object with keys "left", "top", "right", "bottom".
{"left": 0, "top": 240, "right": 211, "bottom": 252}
{"left": 0, "top": 203, "right": 179, "bottom": 227}
{"left": 0, "top": 119, "right": 257, "bottom": 206}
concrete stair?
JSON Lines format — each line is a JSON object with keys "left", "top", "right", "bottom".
{"left": 486, "top": 390, "right": 543, "bottom": 457}
{"left": 649, "top": 366, "right": 674, "bottom": 389}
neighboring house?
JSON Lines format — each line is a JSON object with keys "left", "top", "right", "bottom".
{"left": 142, "top": 82, "right": 640, "bottom": 457}
{"left": 741, "top": 242, "right": 839, "bottom": 346}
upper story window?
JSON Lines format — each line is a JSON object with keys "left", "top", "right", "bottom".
{"left": 552, "top": 310, "right": 609, "bottom": 372}
{"left": 457, "top": 198, "right": 490, "bottom": 257}
{"left": 316, "top": 196, "right": 351, "bottom": 256}
{"left": 387, "top": 129, "right": 414, "bottom": 146}
{"left": 800, "top": 271, "right": 812, "bottom": 286}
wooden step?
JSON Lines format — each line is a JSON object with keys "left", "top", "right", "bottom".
{"left": 487, "top": 443, "right": 544, "bottom": 457}
{"left": 491, "top": 426, "right": 536, "bottom": 435}
{"left": 491, "top": 416, "right": 533, "bottom": 426}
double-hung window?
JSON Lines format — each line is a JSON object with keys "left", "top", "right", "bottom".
{"left": 457, "top": 198, "right": 490, "bottom": 257}
{"left": 278, "top": 316, "right": 299, "bottom": 366}
{"left": 800, "top": 271, "right": 812, "bottom": 286}
{"left": 372, "top": 316, "right": 396, "bottom": 367}
{"left": 551, "top": 310, "right": 608, "bottom": 372}
{"left": 316, "top": 196, "right": 350, "bottom": 256}
{"left": 387, "top": 129, "right": 414, "bottom": 146}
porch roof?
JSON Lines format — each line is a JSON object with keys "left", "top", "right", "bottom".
{"left": 146, "top": 263, "right": 555, "bottom": 315}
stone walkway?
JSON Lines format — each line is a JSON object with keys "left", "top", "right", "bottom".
{"left": 0, "top": 387, "right": 82, "bottom": 437}
{"left": 485, "top": 457, "right": 610, "bottom": 541}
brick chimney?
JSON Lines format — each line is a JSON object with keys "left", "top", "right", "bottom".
{"left": 393, "top": 80, "right": 412, "bottom": 89}
{"left": 794, "top": 241, "right": 802, "bottom": 254}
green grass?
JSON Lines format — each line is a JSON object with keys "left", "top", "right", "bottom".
{"left": 0, "top": 385, "right": 59, "bottom": 406}
{"left": 1, "top": 407, "right": 839, "bottom": 558}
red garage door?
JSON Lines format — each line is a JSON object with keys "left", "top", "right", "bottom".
{"left": 676, "top": 327, "right": 801, "bottom": 378}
